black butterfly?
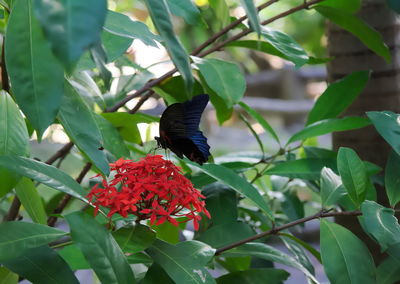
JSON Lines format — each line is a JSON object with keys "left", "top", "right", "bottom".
{"left": 155, "top": 94, "right": 211, "bottom": 165}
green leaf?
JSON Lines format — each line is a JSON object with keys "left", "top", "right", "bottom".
{"left": 0, "top": 267, "right": 18, "bottom": 284}
{"left": 0, "top": 221, "right": 66, "bottom": 262}
{"left": 361, "top": 200, "right": 400, "bottom": 251}
{"left": 167, "top": 0, "right": 202, "bottom": 26}
{"left": 102, "top": 112, "right": 158, "bottom": 145}
{"left": 385, "top": 151, "right": 400, "bottom": 207}
{"left": 315, "top": 6, "right": 390, "bottom": 62}
{"left": 203, "top": 184, "right": 237, "bottom": 226}
{"left": 193, "top": 57, "right": 246, "bottom": 109}
{"left": 280, "top": 236, "right": 314, "bottom": 276}
{"left": 318, "top": 0, "right": 361, "bottom": 13}
{"left": 239, "top": 113, "right": 265, "bottom": 155}
{"left": 217, "top": 268, "right": 289, "bottom": 284}
{"left": 77, "top": 30, "right": 133, "bottom": 71}
{"left": 15, "top": 177, "right": 47, "bottom": 224}
{"left": 261, "top": 27, "right": 309, "bottom": 67}
{"left": 240, "top": 0, "right": 261, "bottom": 37}
{"left": 58, "top": 244, "right": 90, "bottom": 270}
{"left": 33, "top": 0, "right": 107, "bottom": 71}
{"left": 282, "top": 190, "right": 304, "bottom": 222}
{"left": 320, "top": 219, "right": 376, "bottom": 284}
{"left": 0, "top": 91, "right": 30, "bottom": 196}
{"left": 367, "top": 111, "right": 400, "bottom": 156}
{"left": 151, "top": 221, "right": 180, "bottom": 244}
{"left": 2, "top": 246, "right": 79, "bottom": 284}
{"left": 209, "top": 0, "right": 230, "bottom": 27}
{"left": 0, "top": 155, "right": 87, "bottom": 202}
{"left": 154, "top": 75, "right": 204, "bottom": 105}
{"left": 198, "top": 222, "right": 255, "bottom": 248}
{"left": 307, "top": 71, "right": 370, "bottom": 125}
{"left": 279, "top": 232, "right": 321, "bottom": 263}
{"left": 288, "top": 117, "right": 370, "bottom": 144}
{"left": 144, "top": 0, "right": 193, "bottom": 93}
{"left": 224, "top": 242, "right": 318, "bottom": 283}
{"left": 65, "top": 212, "right": 135, "bottom": 284}
{"left": 112, "top": 224, "right": 156, "bottom": 254}
{"left": 146, "top": 239, "right": 216, "bottom": 284}
{"left": 377, "top": 256, "right": 400, "bottom": 284}
{"left": 265, "top": 158, "right": 336, "bottom": 180}
{"left": 69, "top": 71, "right": 105, "bottom": 110}
{"left": 104, "top": 10, "right": 159, "bottom": 47}
{"left": 387, "top": 0, "right": 400, "bottom": 13}
{"left": 58, "top": 82, "right": 109, "bottom": 175}
{"left": 239, "top": 101, "right": 280, "bottom": 145}
{"left": 94, "top": 114, "right": 130, "bottom": 159}
{"left": 142, "top": 263, "right": 175, "bottom": 284}
{"left": 337, "top": 147, "right": 368, "bottom": 207}
{"left": 320, "top": 167, "right": 346, "bottom": 207}
{"left": 5, "top": 0, "right": 64, "bottom": 137}
{"left": 189, "top": 162, "right": 274, "bottom": 220}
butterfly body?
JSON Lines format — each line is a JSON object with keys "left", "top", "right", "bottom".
{"left": 155, "top": 94, "right": 211, "bottom": 165}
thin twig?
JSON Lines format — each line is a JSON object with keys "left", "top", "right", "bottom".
{"left": 215, "top": 209, "right": 362, "bottom": 255}
{"left": 47, "top": 162, "right": 92, "bottom": 226}
{"left": 3, "top": 196, "right": 21, "bottom": 221}
{"left": 45, "top": 142, "right": 74, "bottom": 165}
{"left": 129, "top": 90, "right": 154, "bottom": 114}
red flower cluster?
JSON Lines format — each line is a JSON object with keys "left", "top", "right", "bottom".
{"left": 87, "top": 155, "right": 210, "bottom": 230}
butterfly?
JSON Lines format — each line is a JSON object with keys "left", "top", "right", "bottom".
{"left": 155, "top": 94, "right": 211, "bottom": 165}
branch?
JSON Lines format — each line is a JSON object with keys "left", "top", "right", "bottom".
{"left": 3, "top": 196, "right": 21, "bottom": 221}
{"left": 215, "top": 210, "right": 361, "bottom": 255}
{"left": 47, "top": 162, "right": 92, "bottom": 226}
{"left": 1, "top": 38, "right": 10, "bottom": 92}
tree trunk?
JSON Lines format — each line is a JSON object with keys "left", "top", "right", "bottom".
{"left": 328, "top": 0, "right": 400, "bottom": 263}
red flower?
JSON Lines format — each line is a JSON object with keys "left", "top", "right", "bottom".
{"left": 87, "top": 155, "right": 210, "bottom": 230}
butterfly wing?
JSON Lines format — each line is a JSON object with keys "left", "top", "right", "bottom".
{"left": 182, "top": 94, "right": 211, "bottom": 161}
{"left": 157, "top": 94, "right": 211, "bottom": 164}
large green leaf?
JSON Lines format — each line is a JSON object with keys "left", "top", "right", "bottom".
{"left": 0, "top": 267, "right": 18, "bottom": 284}
{"left": 66, "top": 212, "right": 135, "bottom": 284}
{"left": 265, "top": 158, "right": 336, "bottom": 180}
{"left": 320, "top": 167, "right": 346, "bottom": 207}
{"left": 142, "top": 263, "right": 175, "bottom": 284}
{"left": 261, "top": 27, "right": 309, "bottom": 67}
{"left": 0, "top": 91, "right": 30, "bottom": 196}
{"left": 102, "top": 112, "right": 158, "bottom": 145}
{"left": 2, "top": 246, "right": 79, "bottom": 284}
{"left": 217, "top": 268, "right": 289, "bottom": 284}
{"left": 385, "top": 151, "right": 400, "bottom": 207}
{"left": 112, "top": 224, "right": 156, "bottom": 254}
{"left": 337, "top": 147, "right": 368, "bottom": 207}
{"left": 224, "top": 242, "right": 318, "bottom": 283}
{"left": 33, "top": 0, "right": 107, "bottom": 71}
{"left": 193, "top": 57, "right": 246, "bottom": 109}
{"left": 318, "top": 0, "right": 361, "bottom": 12}
{"left": 198, "top": 222, "right": 255, "bottom": 248}
{"left": 77, "top": 30, "right": 133, "bottom": 71}
{"left": 15, "top": 177, "right": 47, "bottom": 224}
{"left": 315, "top": 6, "right": 390, "bottom": 62}
{"left": 0, "top": 221, "right": 66, "bottom": 262}
{"left": 167, "top": 0, "right": 202, "bottom": 26}
{"left": 94, "top": 114, "right": 130, "bottom": 159}
{"left": 58, "top": 244, "right": 90, "bottom": 270}
{"left": 104, "top": 10, "right": 159, "bottom": 47}
{"left": 5, "top": 0, "right": 64, "bottom": 137}
{"left": 203, "top": 184, "right": 237, "bottom": 226}
{"left": 377, "top": 256, "right": 400, "bottom": 284}
{"left": 361, "top": 200, "right": 400, "bottom": 251}
{"left": 307, "top": 71, "right": 370, "bottom": 125}
{"left": 320, "top": 219, "right": 376, "bottom": 284}
{"left": 146, "top": 239, "right": 216, "bottom": 284}
{"left": 239, "top": 101, "right": 280, "bottom": 145}
{"left": 58, "top": 82, "right": 109, "bottom": 175}
{"left": 144, "top": 0, "right": 193, "bottom": 93}
{"left": 240, "top": 0, "right": 261, "bottom": 37}
{"left": 367, "top": 111, "right": 400, "bottom": 156}
{"left": 189, "top": 162, "right": 273, "bottom": 220}
{"left": 208, "top": 0, "right": 229, "bottom": 27}
{"left": 280, "top": 236, "right": 314, "bottom": 276}
{"left": 288, "top": 117, "right": 370, "bottom": 144}
{"left": 0, "top": 155, "right": 86, "bottom": 201}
